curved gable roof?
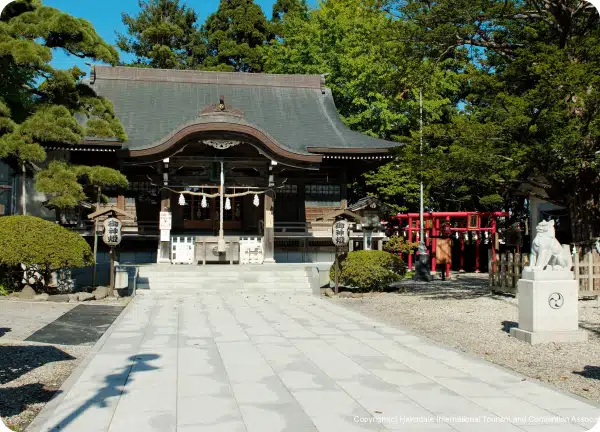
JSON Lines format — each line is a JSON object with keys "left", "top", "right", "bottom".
{"left": 87, "top": 66, "right": 399, "bottom": 155}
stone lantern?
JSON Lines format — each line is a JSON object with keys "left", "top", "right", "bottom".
{"left": 361, "top": 206, "right": 381, "bottom": 250}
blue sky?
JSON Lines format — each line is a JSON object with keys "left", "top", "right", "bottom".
{"left": 45, "top": 0, "right": 318, "bottom": 72}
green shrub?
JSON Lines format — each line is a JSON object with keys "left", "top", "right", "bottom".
{"left": 383, "top": 234, "right": 418, "bottom": 255}
{"left": 0, "top": 216, "right": 94, "bottom": 291}
{"left": 330, "top": 250, "right": 406, "bottom": 292}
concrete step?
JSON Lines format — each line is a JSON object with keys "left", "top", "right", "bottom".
{"left": 135, "top": 263, "right": 315, "bottom": 294}
{"left": 137, "top": 274, "right": 310, "bottom": 282}
{"left": 136, "top": 282, "right": 311, "bottom": 293}
{"left": 138, "top": 269, "right": 308, "bottom": 277}
{"left": 137, "top": 280, "right": 309, "bottom": 289}
{"left": 136, "top": 264, "right": 313, "bottom": 271}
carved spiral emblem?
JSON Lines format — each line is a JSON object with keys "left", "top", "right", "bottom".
{"left": 548, "top": 293, "right": 564, "bottom": 309}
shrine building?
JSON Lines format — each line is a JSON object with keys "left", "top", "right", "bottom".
{"left": 5, "top": 66, "right": 399, "bottom": 264}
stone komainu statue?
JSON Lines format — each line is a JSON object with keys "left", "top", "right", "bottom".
{"left": 524, "top": 220, "right": 572, "bottom": 272}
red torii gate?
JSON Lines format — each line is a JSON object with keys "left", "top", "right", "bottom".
{"left": 391, "top": 211, "right": 509, "bottom": 275}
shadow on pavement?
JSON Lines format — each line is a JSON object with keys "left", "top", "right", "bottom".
{"left": 0, "top": 345, "right": 75, "bottom": 385}
{"left": 48, "top": 353, "right": 160, "bottom": 432}
{"left": 0, "top": 328, "right": 10, "bottom": 338}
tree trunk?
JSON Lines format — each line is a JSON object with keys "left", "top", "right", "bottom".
{"left": 92, "top": 186, "right": 101, "bottom": 287}
{"left": 21, "top": 161, "right": 26, "bottom": 215}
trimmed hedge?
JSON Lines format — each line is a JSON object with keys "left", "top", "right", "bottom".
{"left": 330, "top": 250, "right": 406, "bottom": 292}
{"left": 0, "top": 216, "right": 94, "bottom": 290}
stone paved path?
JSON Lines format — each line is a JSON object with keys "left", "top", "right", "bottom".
{"left": 29, "top": 292, "right": 600, "bottom": 432}
{"left": 0, "top": 300, "right": 74, "bottom": 342}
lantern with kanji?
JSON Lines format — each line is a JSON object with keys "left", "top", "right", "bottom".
{"left": 102, "top": 217, "right": 122, "bottom": 246}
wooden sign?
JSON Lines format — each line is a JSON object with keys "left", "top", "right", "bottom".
{"left": 102, "top": 217, "right": 122, "bottom": 246}
{"left": 468, "top": 214, "right": 479, "bottom": 229}
{"left": 159, "top": 211, "right": 172, "bottom": 231}
{"left": 332, "top": 219, "right": 350, "bottom": 246}
{"left": 436, "top": 238, "right": 452, "bottom": 264}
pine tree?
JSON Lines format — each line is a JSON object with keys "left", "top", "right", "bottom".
{"left": 117, "top": 0, "right": 204, "bottom": 69}
{"left": 36, "top": 161, "right": 128, "bottom": 209}
{"left": 201, "top": 0, "right": 271, "bottom": 72}
{"left": 0, "top": 0, "right": 128, "bottom": 211}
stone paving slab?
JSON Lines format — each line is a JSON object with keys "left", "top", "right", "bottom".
{"left": 0, "top": 300, "right": 75, "bottom": 341}
{"left": 29, "top": 292, "right": 600, "bottom": 432}
{"left": 26, "top": 305, "right": 125, "bottom": 345}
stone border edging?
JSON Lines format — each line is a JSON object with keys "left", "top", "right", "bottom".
{"left": 25, "top": 296, "right": 139, "bottom": 431}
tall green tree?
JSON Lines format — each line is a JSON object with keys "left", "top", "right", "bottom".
{"left": 271, "top": 0, "right": 309, "bottom": 36}
{"left": 264, "top": 0, "right": 461, "bottom": 212}
{"left": 201, "top": 0, "right": 271, "bottom": 72}
{"left": 272, "top": 0, "right": 309, "bottom": 21}
{"left": 0, "top": 0, "right": 127, "bottom": 213}
{"left": 376, "top": 0, "right": 600, "bottom": 239}
{"left": 117, "top": 0, "right": 204, "bottom": 69}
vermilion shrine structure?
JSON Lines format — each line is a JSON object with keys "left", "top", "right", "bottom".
{"left": 390, "top": 212, "right": 509, "bottom": 274}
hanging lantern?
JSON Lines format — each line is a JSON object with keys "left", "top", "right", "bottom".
{"left": 225, "top": 197, "right": 231, "bottom": 210}
{"left": 425, "top": 232, "right": 429, "bottom": 239}
{"left": 442, "top": 222, "right": 452, "bottom": 238}
{"left": 464, "top": 232, "right": 469, "bottom": 241}
{"left": 253, "top": 194, "right": 260, "bottom": 207}
{"left": 178, "top": 194, "right": 186, "bottom": 206}
{"left": 484, "top": 231, "right": 489, "bottom": 239}
{"left": 455, "top": 232, "right": 459, "bottom": 239}
{"left": 201, "top": 195, "right": 208, "bottom": 208}
{"left": 473, "top": 232, "right": 478, "bottom": 241}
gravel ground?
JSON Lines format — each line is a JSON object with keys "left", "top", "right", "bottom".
{"left": 0, "top": 301, "right": 75, "bottom": 342}
{"left": 330, "top": 275, "right": 600, "bottom": 402}
{"left": 0, "top": 342, "right": 91, "bottom": 431}
{"left": 0, "top": 298, "right": 128, "bottom": 431}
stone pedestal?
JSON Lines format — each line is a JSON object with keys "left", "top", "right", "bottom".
{"left": 412, "top": 243, "right": 432, "bottom": 282}
{"left": 510, "top": 270, "right": 587, "bottom": 345}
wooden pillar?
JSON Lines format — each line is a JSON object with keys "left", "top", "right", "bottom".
{"left": 117, "top": 195, "right": 125, "bottom": 210}
{"left": 263, "top": 191, "right": 275, "bottom": 263}
{"left": 109, "top": 247, "right": 115, "bottom": 293}
{"left": 460, "top": 236, "right": 465, "bottom": 272}
{"left": 340, "top": 171, "right": 348, "bottom": 209}
{"left": 475, "top": 215, "right": 481, "bottom": 273}
{"left": 158, "top": 159, "right": 171, "bottom": 263}
{"left": 408, "top": 217, "right": 413, "bottom": 270}
{"left": 491, "top": 217, "right": 498, "bottom": 272}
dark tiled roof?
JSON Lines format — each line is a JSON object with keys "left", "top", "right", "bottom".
{"left": 348, "top": 196, "right": 389, "bottom": 212}
{"left": 87, "top": 66, "right": 399, "bottom": 154}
